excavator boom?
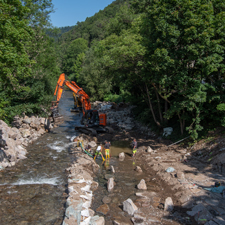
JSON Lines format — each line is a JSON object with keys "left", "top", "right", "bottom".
{"left": 53, "top": 73, "right": 91, "bottom": 115}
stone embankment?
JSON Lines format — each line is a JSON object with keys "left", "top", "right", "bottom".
{"left": 0, "top": 116, "right": 52, "bottom": 170}
{"left": 63, "top": 134, "right": 105, "bottom": 225}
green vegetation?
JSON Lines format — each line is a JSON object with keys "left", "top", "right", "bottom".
{"left": 0, "top": 0, "right": 60, "bottom": 123}
{"left": 1, "top": 0, "right": 225, "bottom": 140}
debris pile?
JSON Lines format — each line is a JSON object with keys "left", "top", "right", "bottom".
{"left": 0, "top": 116, "right": 52, "bottom": 169}
{"left": 93, "top": 101, "right": 155, "bottom": 136}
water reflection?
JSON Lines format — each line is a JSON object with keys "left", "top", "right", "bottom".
{"left": 110, "top": 140, "right": 132, "bottom": 157}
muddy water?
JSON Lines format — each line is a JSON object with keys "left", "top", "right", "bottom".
{"left": 92, "top": 143, "right": 152, "bottom": 224}
{"left": 0, "top": 91, "right": 79, "bottom": 225}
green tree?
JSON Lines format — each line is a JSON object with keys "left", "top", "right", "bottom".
{"left": 62, "top": 38, "right": 88, "bottom": 79}
{"left": 80, "top": 47, "right": 112, "bottom": 100}
{"left": 73, "top": 52, "right": 85, "bottom": 82}
{"left": 105, "top": 3, "right": 136, "bottom": 36}
{"left": 80, "top": 15, "right": 145, "bottom": 101}
{"left": 132, "top": 0, "right": 225, "bottom": 138}
{"left": 0, "top": 0, "right": 60, "bottom": 123}
{"left": 0, "top": 0, "right": 34, "bottom": 122}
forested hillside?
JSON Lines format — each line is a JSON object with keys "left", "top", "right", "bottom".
{"left": 57, "top": 0, "right": 225, "bottom": 139}
{"left": 1, "top": 0, "right": 225, "bottom": 140}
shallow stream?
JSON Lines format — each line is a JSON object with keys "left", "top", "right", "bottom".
{"left": 0, "top": 91, "right": 79, "bottom": 225}
{"left": 0, "top": 90, "right": 156, "bottom": 225}
{"left": 92, "top": 142, "right": 154, "bottom": 224}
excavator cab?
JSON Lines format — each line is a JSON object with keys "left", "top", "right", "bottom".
{"left": 82, "top": 110, "right": 99, "bottom": 126}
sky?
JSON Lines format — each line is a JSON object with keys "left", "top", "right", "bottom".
{"left": 50, "top": 0, "right": 115, "bottom": 27}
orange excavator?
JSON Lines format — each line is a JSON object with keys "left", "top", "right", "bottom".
{"left": 51, "top": 73, "right": 113, "bottom": 135}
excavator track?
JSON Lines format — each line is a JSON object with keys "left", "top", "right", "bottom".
{"left": 105, "top": 126, "right": 114, "bottom": 134}
{"left": 75, "top": 126, "right": 97, "bottom": 136}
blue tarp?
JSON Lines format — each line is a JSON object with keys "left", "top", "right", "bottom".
{"left": 204, "top": 186, "right": 225, "bottom": 193}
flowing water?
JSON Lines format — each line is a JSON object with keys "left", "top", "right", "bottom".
{"left": 0, "top": 91, "right": 79, "bottom": 225}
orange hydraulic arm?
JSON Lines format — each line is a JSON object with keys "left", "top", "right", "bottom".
{"left": 53, "top": 73, "right": 91, "bottom": 115}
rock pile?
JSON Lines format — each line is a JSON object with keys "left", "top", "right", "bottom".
{"left": 92, "top": 101, "right": 155, "bottom": 136}
{"left": 0, "top": 116, "right": 52, "bottom": 169}
{"left": 63, "top": 134, "right": 105, "bottom": 225}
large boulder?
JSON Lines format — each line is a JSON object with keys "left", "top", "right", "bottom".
{"left": 119, "top": 152, "right": 125, "bottom": 161}
{"left": 22, "top": 118, "right": 31, "bottom": 124}
{"left": 135, "top": 166, "right": 142, "bottom": 173}
{"left": 147, "top": 146, "right": 153, "bottom": 153}
{"left": 163, "top": 127, "right": 173, "bottom": 137}
{"left": 96, "top": 204, "right": 110, "bottom": 215}
{"left": 17, "top": 153, "right": 27, "bottom": 160}
{"left": 164, "top": 197, "right": 174, "bottom": 212}
{"left": 16, "top": 145, "right": 27, "bottom": 156}
{"left": 11, "top": 116, "right": 22, "bottom": 128}
{"left": 37, "top": 128, "right": 45, "bottom": 136}
{"left": 137, "top": 179, "right": 147, "bottom": 190}
{"left": 20, "top": 129, "right": 31, "bottom": 138}
{"left": 0, "top": 159, "right": 10, "bottom": 168}
{"left": 11, "top": 127, "right": 22, "bottom": 139}
{"left": 7, "top": 129, "right": 17, "bottom": 140}
{"left": 107, "top": 178, "right": 114, "bottom": 192}
{"left": 4, "top": 148, "right": 17, "bottom": 162}
{"left": 88, "top": 141, "right": 97, "bottom": 148}
{"left": 5, "top": 138, "right": 16, "bottom": 151}
{"left": 90, "top": 216, "right": 105, "bottom": 225}
{"left": 30, "top": 122, "right": 40, "bottom": 131}
{"left": 0, "top": 120, "right": 8, "bottom": 128}
{"left": 15, "top": 137, "right": 24, "bottom": 146}
{"left": 0, "top": 125, "right": 9, "bottom": 140}
{"left": 40, "top": 117, "right": 45, "bottom": 125}
{"left": 123, "top": 198, "right": 138, "bottom": 215}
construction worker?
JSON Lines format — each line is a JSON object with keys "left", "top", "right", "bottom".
{"left": 104, "top": 140, "right": 111, "bottom": 159}
{"left": 94, "top": 144, "right": 105, "bottom": 161}
{"left": 132, "top": 138, "right": 137, "bottom": 157}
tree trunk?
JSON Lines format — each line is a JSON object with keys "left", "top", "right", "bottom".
{"left": 178, "top": 112, "right": 185, "bottom": 135}
{"left": 164, "top": 100, "right": 168, "bottom": 123}
{"left": 145, "top": 83, "right": 161, "bottom": 127}
{"left": 154, "top": 88, "right": 163, "bottom": 123}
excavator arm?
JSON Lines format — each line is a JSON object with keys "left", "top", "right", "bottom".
{"left": 53, "top": 73, "right": 91, "bottom": 115}
{"left": 53, "top": 73, "right": 65, "bottom": 102}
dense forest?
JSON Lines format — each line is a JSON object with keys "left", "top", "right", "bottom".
{"left": 0, "top": 0, "right": 60, "bottom": 123}
{"left": 1, "top": 0, "right": 225, "bottom": 140}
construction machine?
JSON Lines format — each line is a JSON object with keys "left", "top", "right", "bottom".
{"left": 51, "top": 73, "right": 113, "bottom": 135}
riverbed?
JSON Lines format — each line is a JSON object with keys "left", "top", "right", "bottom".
{"left": 0, "top": 91, "right": 79, "bottom": 225}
